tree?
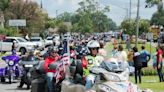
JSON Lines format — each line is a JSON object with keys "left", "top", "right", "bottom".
{"left": 121, "top": 19, "right": 150, "bottom": 35}
{"left": 57, "top": 24, "right": 69, "bottom": 34}
{"left": 58, "top": 12, "right": 72, "bottom": 22}
{"left": 151, "top": 10, "right": 164, "bottom": 26}
{"left": 1, "top": 0, "right": 47, "bottom": 35}
{"left": 77, "top": 13, "right": 93, "bottom": 33}
{"left": 73, "top": 0, "right": 114, "bottom": 33}
{"left": 146, "top": 0, "right": 163, "bottom": 11}
{"left": 45, "top": 18, "right": 56, "bottom": 29}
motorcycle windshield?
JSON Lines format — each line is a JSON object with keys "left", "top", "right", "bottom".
{"left": 2, "top": 55, "right": 20, "bottom": 64}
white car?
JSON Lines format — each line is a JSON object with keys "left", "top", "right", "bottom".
{"left": 0, "top": 37, "right": 37, "bottom": 54}
{"left": 45, "top": 36, "right": 53, "bottom": 47}
{"left": 53, "top": 34, "right": 60, "bottom": 46}
{"left": 30, "top": 37, "right": 45, "bottom": 50}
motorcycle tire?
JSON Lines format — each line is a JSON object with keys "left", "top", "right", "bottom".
{"left": 75, "top": 61, "right": 83, "bottom": 77}
{"left": 9, "top": 75, "right": 12, "bottom": 84}
{"left": 1, "top": 77, "right": 5, "bottom": 82}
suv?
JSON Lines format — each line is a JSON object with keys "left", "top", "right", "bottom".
{"left": 30, "top": 37, "right": 45, "bottom": 50}
{"left": 0, "top": 37, "right": 37, "bottom": 54}
{"left": 45, "top": 36, "right": 53, "bottom": 47}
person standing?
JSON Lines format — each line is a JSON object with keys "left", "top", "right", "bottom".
{"left": 11, "top": 40, "right": 17, "bottom": 54}
{"left": 156, "top": 46, "right": 164, "bottom": 82}
{"left": 115, "top": 45, "right": 127, "bottom": 62}
{"left": 111, "top": 45, "right": 118, "bottom": 57}
{"left": 127, "top": 49, "right": 134, "bottom": 66}
{"left": 133, "top": 47, "right": 142, "bottom": 84}
{"left": 140, "top": 46, "right": 151, "bottom": 67}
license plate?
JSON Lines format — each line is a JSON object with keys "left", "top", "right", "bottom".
{"left": 25, "top": 65, "right": 33, "bottom": 67}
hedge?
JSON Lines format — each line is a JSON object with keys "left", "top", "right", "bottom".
{"left": 119, "top": 41, "right": 145, "bottom": 44}
{"left": 130, "top": 66, "right": 164, "bottom": 76}
{"left": 141, "top": 66, "right": 164, "bottom": 76}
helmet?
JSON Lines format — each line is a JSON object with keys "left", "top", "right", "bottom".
{"left": 48, "top": 46, "right": 58, "bottom": 55}
{"left": 87, "top": 40, "right": 100, "bottom": 48}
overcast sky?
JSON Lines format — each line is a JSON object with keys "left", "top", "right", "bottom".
{"left": 33, "top": 0, "right": 158, "bottom": 26}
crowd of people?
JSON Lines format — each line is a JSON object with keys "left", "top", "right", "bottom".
{"left": 111, "top": 42, "right": 164, "bottom": 84}
{"left": 8, "top": 34, "right": 164, "bottom": 92}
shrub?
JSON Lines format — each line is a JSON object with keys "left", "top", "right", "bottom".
{"left": 141, "top": 66, "right": 164, "bottom": 76}
{"left": 0, "top": 27, "right": 19, "bottom": 36}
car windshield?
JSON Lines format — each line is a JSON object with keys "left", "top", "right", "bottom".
{"left": 47, "top": 37, "right": 53, "bottom": 40}
{"left": 31, "top": 38, "right": 40, "bottom": 41}
{"left": 17, "top": 38, "right": 27, "bottom": 42}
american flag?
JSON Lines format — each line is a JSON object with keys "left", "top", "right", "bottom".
{"left": 54, "top": 39, "right": 70, "bottom": 84}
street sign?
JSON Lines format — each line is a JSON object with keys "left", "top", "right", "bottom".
{"left": 147, "top": 32, "right": 153, "bottom": 40}
{"left": 9, "top": 19, "right": 26, "bottom": 27}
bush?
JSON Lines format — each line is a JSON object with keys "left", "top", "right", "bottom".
{"left": 119, "top": 40, "right": 145, "bottom": 44}
{"left": 0, "top": 27, "right": 19, "bottom": 36}
{"left": 141, "top": 66, "right": 164, "bottom": 76}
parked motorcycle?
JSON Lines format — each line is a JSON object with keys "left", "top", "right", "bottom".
{"left": 0, "top": 54, "right": 21, "bottom": 83}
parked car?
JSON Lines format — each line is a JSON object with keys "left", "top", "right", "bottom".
{"left": 45, "top": 36, "right": 53, "bottom": 47}
{"left": 30, "top": 37, "right": 45, "bottom": 50}
{"left": 53, "top": 34, "right": 60, "bottom": 46}
{"left": 0, "top": 37, "right": 36, "bottom": 54}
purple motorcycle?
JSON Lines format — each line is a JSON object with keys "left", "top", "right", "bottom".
{"left": 0, "top": 53, "right": 21, "bottom": 83}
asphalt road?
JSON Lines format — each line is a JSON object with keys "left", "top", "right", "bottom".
{"left": 0, "top": 80, "right": 30, "bottom": 92}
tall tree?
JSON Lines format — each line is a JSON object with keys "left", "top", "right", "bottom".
{"left": 121, "top": 19, "right": 150, "bottom": 35}
{"left": 146, "top": 0, "right": 163, "bottom": 11}
{"left": 151, "top": 10, "right": 164, "bottom": 26}
{"left": 1, "top": 0, "right": 47, "bottom": 34}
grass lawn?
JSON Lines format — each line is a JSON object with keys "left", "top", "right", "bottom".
{"left": 105, "top": 42, "right": 156, "bottom": 55}
{"left": 130, "top": 76, "right": 164, "bottom": 92}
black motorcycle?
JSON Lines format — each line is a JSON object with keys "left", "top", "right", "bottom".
{"left": 18, "top": 60, "right": 39, "bottom": 89}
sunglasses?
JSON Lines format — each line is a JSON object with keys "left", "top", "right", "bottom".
{"left": 91, "top": 48, "right": 99, "bottom": 50}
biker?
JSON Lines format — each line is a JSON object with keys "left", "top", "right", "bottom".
{"left": 44, "top": 47, "right": 60, "bottom": 92}
{"left": 81, "top": 40, "right": 104, "bottom": 90}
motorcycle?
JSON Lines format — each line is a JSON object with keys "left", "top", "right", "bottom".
{"left": 61, "top": 58, "right": 153, "bottom": 92}
{"left": 31, "top": 58, "right": 69, "bottom": 92}
{"left": 19, "top": 60, "right": 39, "bottom": 89}
{"left": 0, "top": 54, "right": 21, "bottom": 83}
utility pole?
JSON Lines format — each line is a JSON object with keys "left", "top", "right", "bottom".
{"left": 135, "top": 0, "right": 140, "bottom": 47}
{"left": 129, "top": 0, "right": 131, "bottom": 19}
{"left": 56, "top": 10, "right": 58, "bottom": 18}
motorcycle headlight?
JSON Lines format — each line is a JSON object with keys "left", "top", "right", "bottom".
{"left": 105, "top": 73, "right": 120, "bottom": 82}
{"left": 8, "top": 60, "right": 14, "bottom": 66}
{"left": 99, "top": 84, "right": 117, "bottom": 92}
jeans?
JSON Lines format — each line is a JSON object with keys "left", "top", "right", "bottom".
{"left": 134, "top": 68, "right": 142, "bottom": 84}
{"left": 85, "top": 74, "right": 96, "bottom": 90}
{"left": 46, "top": 72, "right": 54, "bottom": 92}
{"left": 157, "top": 62, "right": 164, "bottom": 82}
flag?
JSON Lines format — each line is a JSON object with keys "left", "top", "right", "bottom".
{"left": 54, "top": 39, "right": 70, "bottom": 84}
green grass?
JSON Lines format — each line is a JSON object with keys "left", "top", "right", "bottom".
{"left": 130, "top": 76, "right": 164, "bottom": 92}
{"left": 105, "top": 42, "right": 156, "bottom": 55}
